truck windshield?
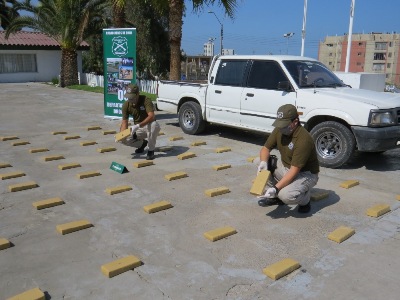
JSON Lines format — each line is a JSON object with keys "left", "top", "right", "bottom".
{"left": 283, "top": 60, "right": 346, "bottom": 89}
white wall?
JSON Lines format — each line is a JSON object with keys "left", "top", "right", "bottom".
{"left": 0, "top": 49, "right": 83, "bottom": 83}
{"left": 334, "top": 72, "right": 386, "bottom": 92}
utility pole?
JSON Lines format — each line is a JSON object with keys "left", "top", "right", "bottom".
{"left": 301, "top": 0, "right": 308, "bottom": 56}
{"left": 345, "top": 0, "right": 355, "bottom": 72}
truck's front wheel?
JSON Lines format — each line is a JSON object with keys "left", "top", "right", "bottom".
{"left": 178, "top": 102, "right": 206, "bottom": 134}
{"left": 310, "top": 121, "right": 355, "bottom": 168}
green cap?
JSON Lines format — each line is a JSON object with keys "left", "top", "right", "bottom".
{"left": 125, "top": 83, "right": 139, "bottom": 100}
{"left": 272, "top": 104, "right": 298, "bottom": 128}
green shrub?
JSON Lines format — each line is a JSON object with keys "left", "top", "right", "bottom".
{"left": 51, "top": 77, "right": 59, "bottom": 85}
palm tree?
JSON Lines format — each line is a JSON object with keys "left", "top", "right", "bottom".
{"left": 167, "top": 0, "right": 237, "bottom": 80}
{"left": 111, "top": 0, "right": 126, "bottom": 27}
{"left": 5, "top": 0, "right": 110, "bottom": 87}
{"left": 0, "top": 0, "right": 19, "bottom": 29}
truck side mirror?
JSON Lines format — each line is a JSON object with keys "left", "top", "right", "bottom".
{"left": 277, "top": 81, "right": 293, "bottom": 92}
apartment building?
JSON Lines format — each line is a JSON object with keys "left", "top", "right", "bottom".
{"left": 203, "top": 41, "right": 215, "bottom": 56}
{"left": 318, "top": 33, "right": 400, "bottom": 86}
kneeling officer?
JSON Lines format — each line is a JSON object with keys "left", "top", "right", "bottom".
{"left": 119, "top": 83, "right": 160, "bottom": 160}
{"left": 257, "top": 104, "right": 319, "bottom": 213}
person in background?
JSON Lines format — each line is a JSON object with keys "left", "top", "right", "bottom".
{"left": 119, "top": 83, "right": 160, "bottom": 160}
{"left": 257, "top": 104, "right": 319, "bottom": 213}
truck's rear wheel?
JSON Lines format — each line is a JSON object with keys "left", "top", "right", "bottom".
{"left": 178, "top": 102, "right": 206, "bottom": 134}
{"left": 310, "top": 121, "right": 355, "bottom": 168}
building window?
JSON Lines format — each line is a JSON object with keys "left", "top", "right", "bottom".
{"left": 388, "top": 52, "right": 392, "bottom": 58}
{"left": 373, "top": 53, "right": 386, "bottom": 60}
{"left": 387, "top": 63, "right": 391, "bottom": 68}
{"left": 375, "top": 42, "right": 387, "bottom": 50}
{"left": 358, "top": 42, "right": 363, "bottom": 46}
{"left": 357, "top": 52, "right": 362, "bottom": 56}
{"left": 389, "top": 42, "right": 392, "bottom": 47}
{"left": 372, "top": 63, "right": 385, "bottom": 71}
{"left": 356, "top": 62, "right": 362, "bottom": 66}
{"left": 329, "top": 53, "right": 332, "bottom": 57}
{"left": 0, "top": 54, "right": 37, "bottom": 73}
{"left": 328, "top": 62, "right": 332, "bottom": 65}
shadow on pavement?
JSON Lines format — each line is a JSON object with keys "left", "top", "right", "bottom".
{"left": 155, "top": 113, "right": 178, "bottom": 120}
{"left": 129, "top": 146, "right": 190, "bottom": 160}
{"left": 343, "top": 149, "right": 400, "bottom": 171}
{"left": 165, "top": 121, "right": 268, "bottom": 147}
{"left": 265, "top": 190, "right": 339, "bottom": 219}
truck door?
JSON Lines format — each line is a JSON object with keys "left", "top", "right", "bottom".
{"left": 240, "top": 60, "right": 297, "bottom": 133}
{"left": 206, "top": 59, "right": 248, "bottom": 127}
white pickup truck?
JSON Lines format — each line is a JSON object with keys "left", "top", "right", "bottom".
{"left": 156, "top": 55, "right": 400, "bottom": 168}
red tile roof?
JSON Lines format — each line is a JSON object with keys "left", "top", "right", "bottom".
{"left": 0, "top": 30, "right": 89, "bottom": 48}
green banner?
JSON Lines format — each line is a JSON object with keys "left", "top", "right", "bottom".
{"left": 103, "top": 28, "right": 136, "bottom": 118}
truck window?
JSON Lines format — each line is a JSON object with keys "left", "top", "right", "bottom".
{"left": 247, "top": 60, "right": 288, "bottom": 90}
{"left": 215, "top": 60, "right": 248, "bottom": 87}
{"left": 283, "top": 60, "right": 345, "bottom": 88}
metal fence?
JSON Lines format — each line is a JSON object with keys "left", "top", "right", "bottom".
{"left": 80, "top": 73, "right": 158, "bottom": 94}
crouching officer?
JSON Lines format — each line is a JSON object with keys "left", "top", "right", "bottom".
{"left": 119, "top": 83, "right": 160, "bottom": 160}
{"left": 257, "top": 104, "right": 319, "bottom": 213}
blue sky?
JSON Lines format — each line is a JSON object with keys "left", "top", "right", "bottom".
{"left": 182, "top": 0, "right": 400, "bottom": 58}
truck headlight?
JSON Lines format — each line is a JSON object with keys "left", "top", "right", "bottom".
{"left": 369, "top": 110, "right": 395, "bottom": 126}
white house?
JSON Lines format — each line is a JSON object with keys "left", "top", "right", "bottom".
{"left": 0, "top": 31, "right": 89, "bottom": 83}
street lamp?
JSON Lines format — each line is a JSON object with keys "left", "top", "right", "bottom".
{"left": 208, "top": 11, "right": 223, "bottom": 55}
{"left": 283, "top": 32, "right": 294, "bottom": 55}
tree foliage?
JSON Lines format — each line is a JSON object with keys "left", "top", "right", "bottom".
{"left": 0, "top": 0, "right": 19, "bottom": 30}
{"left": 125, "top": 0, "right": 170, "bottom": 79}
{"left": 156, "top": 0, "right": 239, "bottom": 80}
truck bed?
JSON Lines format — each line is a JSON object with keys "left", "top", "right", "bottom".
{"left": 156, "top": 80, "right": 208, "bottom": 113}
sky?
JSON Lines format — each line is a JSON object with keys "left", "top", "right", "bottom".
{"left": 182, "top": 0, "right": 400, "bottom": 58}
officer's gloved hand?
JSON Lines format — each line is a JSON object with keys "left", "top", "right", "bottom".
{"left": 257, "top": 187, "right": 278, "bottom": 200}
{"left": 260, "top": 187, "right": 277, "bottom": 199}
{"left": 130, "top": 124, "right": 140, "bottom": 136}
{"left": 257, "top": 161, "right": 268, "bottom": 176}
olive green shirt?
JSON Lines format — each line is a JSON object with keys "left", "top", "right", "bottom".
{"left": 264, "top": 126, "right": 320, "bottom": 174}
{"left": 121, "top": 95, "right": 154, "bottom": 124}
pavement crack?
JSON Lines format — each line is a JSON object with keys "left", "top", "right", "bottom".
{"left": 136, "top": 271, "right": 172, "bottom": 299}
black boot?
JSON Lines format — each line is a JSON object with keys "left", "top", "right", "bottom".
{"left": 297, "top": 202, "right": 311, "bottom": 213}
{"left": 258, "top": 198, "right": 284, "bottom": 207}
{"left": 146, "top": 150, "right": 155, "bottom": 160}
{"left": 135, "top": 140, "right": 148, "bottom": 153}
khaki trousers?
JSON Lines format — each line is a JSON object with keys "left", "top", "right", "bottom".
{"left": 135, "top": 121, "right": 160, "bottom": 151}
{"left": 124, "top": 121, "right": 160, "bottom": 151}
{"left": 269, "top": 159, "right": 319, "bottom": 206}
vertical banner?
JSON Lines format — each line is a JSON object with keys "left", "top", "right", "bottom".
{"left": 103, "top": 28, "right": 136, "bottom": 118}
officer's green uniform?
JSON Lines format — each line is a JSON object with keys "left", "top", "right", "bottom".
{"left": 265, "top": 126, "right": 319, "bottom": 174}
{"left": 122, "top": 95, "right": 154, "bottom": 124}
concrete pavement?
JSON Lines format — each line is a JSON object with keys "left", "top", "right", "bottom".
{"left": 1, "top": 83, "right": 400, "bottom": 299}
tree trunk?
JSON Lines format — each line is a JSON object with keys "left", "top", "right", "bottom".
{"left": 112, "top": 5, "right": 125, "bottom": 28}
{"left": 60, "top": 48, "right": 79, "bottom": 87}
{"left": 168, "top": 0, "right": 183, "bottom": 80}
